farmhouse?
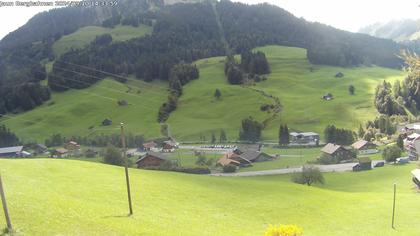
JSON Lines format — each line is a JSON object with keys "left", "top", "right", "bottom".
{"left": 64, "top": 141, "right": 81, "bottom": 151}
{"left": 353, "top": 157, "right": 372, "bottom": 171}
{"left": 217, "top": 152, "right": 252, "bottom": 167}
{"left": 34, "top": 143, "right": 48, "bottom": 154}
{"left": 0, "top": 146, "right": 24, "bottom": 157}
{"left": 53, "top": 148, "right": 68, "bottom": 158}
{"left": 351, "top": 140, "right": 378, "bottom": 155}
{"left": 162, "top": 140, "right": 178, "bottom": 153}
{"left": 143, "top": 141, "right": 157, "bottom": 151}
{"left": 136, "top": 152, "right": 168, "bottom": 168}
{"left": 321, "top": 143, "right": 353, "bottom": 161}
{"left": 290, "top": 132, "right": 320, "bottom": 145}
{"left": 217, "top": 149, "right": 274, "bottom": 167}
{"left": 233, "top": 144, "right": 261, "bottom": 154}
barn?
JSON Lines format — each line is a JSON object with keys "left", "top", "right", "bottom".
{"left": 136, "top": 152, "right": 168, "bottom": 168}
{"left": 0, "top": 146, "right": 24, "bottom": 157}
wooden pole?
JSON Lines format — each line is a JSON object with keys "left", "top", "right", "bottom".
{"left": 0, "top": 173, "right": 12, "bottom": 232}
{"left": 392, "top": 183, "right": 396, "bottom": 229}
{"left": 120, "top": 123, "right": 133, "bottom": 215}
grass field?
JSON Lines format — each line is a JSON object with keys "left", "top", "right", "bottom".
{"left": 0, "top": 79, "right": 167, "bottom": 142}
{"left": 0, "top": 159, "right": 419, "bottom": 235}
{"left": 52, "top": 25, "right": 152, "bottom": 57}
{"left": 169, "top": 46, "right": 406, "bottom": 141}
{"left": 1, "top": 45, "right": 406, "bottom": 142}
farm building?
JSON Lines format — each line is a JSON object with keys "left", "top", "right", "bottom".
{"left": 321, "top": 143, "right": 354, "bottom": 162}
{"left": 64, "top": 141, "right": 81, "bottom": 151}
{"left": 143, "top": 141, "right": 157, "bottom": 151}
{"left": 353, "top": 157, "right": 372, "bottom": 171}
{"left": 162, "top": 140, "right": 178, "bottom": 153}
{"left": 136, "top": 152, "right": 168, "bottom": 168}
{"left": 217, "top": 150, "right": 274, "bottom": 167}
{"left": 0, "top": 146, "right": 24, "bottom": 157}
{"left": 406, "top": 139, "right": 420, "bottom": 161}
{"left": 351, "top": 140, "right": 378, "bottom": 155}
{"left": 53, "top": 148, "right": 69, "bottom": 158}
{"left": 289, "top": 132, "right": 320, "bottom": 145}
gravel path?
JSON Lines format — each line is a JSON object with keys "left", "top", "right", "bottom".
{"left": 210, "top": 160, "right": 385, "bottom": 177}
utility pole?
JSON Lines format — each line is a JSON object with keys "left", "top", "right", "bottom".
{"left": 392, "top": 183, "right": 396, "bottom": 229}
{"left": 0, "top": 173, "right": 12, "bottom": 232}
{"left": 120, "top": 123, "right": 133, "bottom": 215}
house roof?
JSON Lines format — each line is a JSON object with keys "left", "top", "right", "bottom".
{"left": 352, "top": 140, "right": 368, "bottom": 150}
{"left": 217, "top": 155, "right": 240, "bottom": 166}
{"left": 55, "top": 148, "right": 68, "bottom": 154}
{"left": 321, "top": 143, "right": 342, "bottom": 154}
{"left": 68, "top": 141, "right": 78, "bottom": 145}
{"left": 143, "top": 141, "right": 157, "bottom": 148}
{"left": 407, "top": 133, "right": 420, "bottom": 140}
{"left": 239, "top": 150, "right": 261, "bottom": 162}
{"left": 0, "top": 146, "right": 23, "bottom": 154}
{"left": 163, "top": 140, "right": 177, "bottom": 147}
{"left": 136, "top": 152, "right": 168, "bottom": 163}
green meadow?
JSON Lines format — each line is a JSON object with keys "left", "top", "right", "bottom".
{"left": 1, "top": 79, "right": 167, "bottom": 142}
{"left": 170, "top": 46, "right": 406, "bottom": 141}
{"left": 1, "top": 46, "right": 406, "bottom": 142}
{"left": 0, "top": 159, "right": 418, "bottom": 235}
{"left": 52, "top": 25, "right": 152, "bottom": 57}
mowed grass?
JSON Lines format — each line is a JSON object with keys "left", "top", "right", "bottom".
{"left": 0, "top": 159, "right": 419, "bottom": 235}
{"left": 0, "top": 79, "right": 167, "bottom": 142}
{"left": 52, "top": 25, "right": 152, "bottom": 57}
{"left": 168, "top": 56, "right": 273, "bottom": 141}
{"left": 253, "top": 46, "right": 406, "bottom": 138}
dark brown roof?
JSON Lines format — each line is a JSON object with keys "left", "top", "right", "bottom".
{"left": 321, "top": 143, "right": 342, "bottom": 154}
{"left": 136, "top": 152, "right": 168, "bottom": 163}
{"left": 240, "top": 150, "right": 262, "bottom": 162}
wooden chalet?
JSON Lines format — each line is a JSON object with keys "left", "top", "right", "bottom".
{"left": 217, "top": 152, "right": 252, "bottom": 167}
{"left": 0, "top": 146, "right": 24, "bottom": 157}
{"left": 351, "top": 140, "right": 378, "bottom": 155}
{"left": 64, "top": 141, "right": 81, "bottom": 151}
{"left": 53, "top": 148, "right": 68, "bottom": 158}
{"left": 162, "top": 140, "right": 178, "bottom": 153}
{"left": 321, "top": 143, "right": 353, "bottom": 161}
{"left": 136, "top": 152, "right": 168, "bottom": 168}
{"left": 142, "top": 141, "right": 157, "bottom": 151}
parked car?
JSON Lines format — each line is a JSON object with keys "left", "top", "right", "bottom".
{"left": 374, "top": 161, "right": 385, "bottom": 167}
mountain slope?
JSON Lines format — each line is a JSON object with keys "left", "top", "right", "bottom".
{"left": 359, "top": 19, "right": 420, "bottom": 41}
{"left": 0, "top": 159, "right": 419, "bottom": 235}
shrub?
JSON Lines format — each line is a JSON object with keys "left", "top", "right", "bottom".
{"left": 382, "top": 145, "right": 401, "bottom": 163}
{"left": 264, "top": 224, "right": 303, "bottom": 236}
{"left": 223, "top": 164, "right": 237, "bottom": 173}
{"left": 103, "top": 144, "right": 125, "bottom": 166}
{"left": 292, "top": 166, "right": 324, "bottom": 186}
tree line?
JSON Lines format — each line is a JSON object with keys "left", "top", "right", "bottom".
{"left": 0, "top": 125, "right": 20, "bottom": 147}
{"left": 158, "top": 63, "right": 199, "bottom": 122}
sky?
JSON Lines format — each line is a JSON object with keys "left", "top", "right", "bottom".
{"left": 0, "top": 0, "right": 420, "bottom": 40}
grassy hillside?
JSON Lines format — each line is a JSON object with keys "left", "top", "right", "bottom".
{"left": 1, "top": 45, "right": 406, "bottom": 142}
{"left": 169, "top": 46, "right": 406, "bottom": 141}
{"left": 52, "top": 25, "right": 152, "bottom": 57}
{"left": 168, "top": 56, "right": 273, "bottom": 141}
{"left": 1, "top": 79, "right": 167, "bottom": 142}
{"left": 0, "top": 159, "right": 418, "bottom": 235}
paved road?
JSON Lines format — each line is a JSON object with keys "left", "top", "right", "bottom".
{"left": 210, "top": 160, "right": 385, "bottom": 177}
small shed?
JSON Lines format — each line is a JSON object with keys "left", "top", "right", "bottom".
{"left": 356, "top": 157, "right": 372, "bottom": 171}
{"left": 335, "top": 72, "right": 344, "bottom": 78}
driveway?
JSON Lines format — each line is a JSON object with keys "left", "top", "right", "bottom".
{"left": 210, "top": 160, "right": 385, "bottom": 177}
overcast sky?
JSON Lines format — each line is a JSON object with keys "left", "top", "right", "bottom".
{"left": 0, "top": 0, "right": 419, "bottom": 40}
